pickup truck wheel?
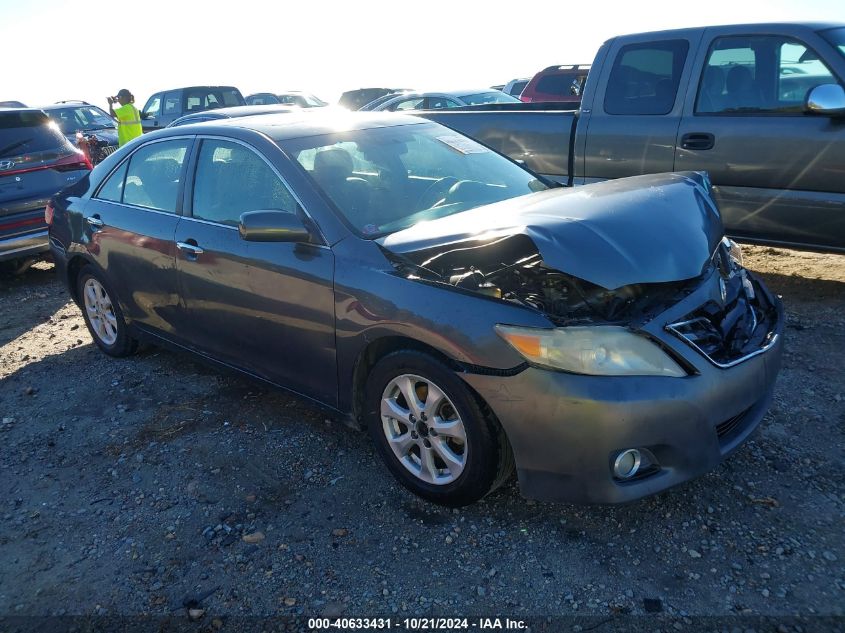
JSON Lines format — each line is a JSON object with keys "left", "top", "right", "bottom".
{"left": 77, "top": 266, "right": 137, "bottom": 358}
{"left": 364, "top": 350, "right": 509, "bottom": 507}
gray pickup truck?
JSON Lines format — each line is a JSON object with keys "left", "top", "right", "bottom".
{"left": 421, "top": 23, "right": 845, "bottom": 252}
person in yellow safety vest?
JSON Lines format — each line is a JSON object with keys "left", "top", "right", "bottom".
{"left": 108, "top": 89, "right": 143, "bottom": 147}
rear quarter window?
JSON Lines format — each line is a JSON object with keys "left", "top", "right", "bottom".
{"left": 0, "top": 112, "right": 70, "bottom": 157}
{"left": 604, "top": 39, "right": 690, "bottom": 115}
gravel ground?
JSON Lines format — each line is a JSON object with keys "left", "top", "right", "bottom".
{"left": 0, "top": 245, "right": 843, "bottom": 626}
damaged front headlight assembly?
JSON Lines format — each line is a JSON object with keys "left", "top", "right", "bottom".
{"left": 495, "top": 325, "right": 686, "bottom": 377}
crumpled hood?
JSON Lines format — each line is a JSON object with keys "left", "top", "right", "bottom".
{"left": 379, "top": 172, "right": 723, "bottom": 290}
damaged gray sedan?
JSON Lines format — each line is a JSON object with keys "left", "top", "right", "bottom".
{"left": 49, "top": 112, "right": 783, "bottom": 506}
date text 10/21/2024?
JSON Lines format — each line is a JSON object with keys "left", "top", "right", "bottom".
{"left": 308, "top": 618, "right": 528, "bottom": 630}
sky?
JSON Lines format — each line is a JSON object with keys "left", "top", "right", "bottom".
{"left": 2, "top": 0, "right": 842, "bottom": 109}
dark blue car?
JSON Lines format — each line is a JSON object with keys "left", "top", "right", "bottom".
{"left": 1, "top": 109, "right": 91, "bottom": 273}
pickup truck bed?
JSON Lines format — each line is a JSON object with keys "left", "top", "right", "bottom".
{"left": 421, "top": 109, "right": 576, "bottom": 183}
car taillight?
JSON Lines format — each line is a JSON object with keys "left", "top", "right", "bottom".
{"left": 0, "top": 150, "right": 92, "bottom": 176}
{"left": 45, "top": 201, "right": 54, "bottom": 226}
{"left": 53, "top": 151, "right": 93, "bottom": 172}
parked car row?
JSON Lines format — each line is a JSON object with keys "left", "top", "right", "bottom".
{"left": 493, "top": 64, "right": 591, "bottom": 103}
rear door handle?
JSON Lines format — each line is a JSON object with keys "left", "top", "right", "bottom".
{"left": 86, "top": 215, "right": 104, "bottom": 228}
{"left": 681, "top": 133, "right": 715, "bottom": 151}
{"left": 176, "top": 241, "right": 204, "bottom": 256}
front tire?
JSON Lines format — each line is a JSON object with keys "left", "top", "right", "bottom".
{"left": 364, "top": 350, "right": 512, "bottom": 507}
{"left": 77, "top": 265, "right": 137, "bottom": 357}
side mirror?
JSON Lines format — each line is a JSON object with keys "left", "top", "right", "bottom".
{"left": 238, "top": 210, "right": 311, "bottom": 243}
{"left": 805, "top": 84, "right": 845, "bottom": 116}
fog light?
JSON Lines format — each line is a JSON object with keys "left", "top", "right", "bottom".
{"left": 613, "top": 449, "right": 642, "bottom": 479}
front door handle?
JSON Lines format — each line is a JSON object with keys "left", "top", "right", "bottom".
{"left": 176, "top": 241, "right": 204, "bottom": 256}
{"left": 681, "top": 132, "right": 715, "bottom": 151}
{"left": 86, "top": 215, "right": 104, "bottom": 228}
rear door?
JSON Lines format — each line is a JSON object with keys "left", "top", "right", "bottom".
{"left": 582, "top": 32, "right": 701, "bottom": 183}
{"left": 83, "top": 136, "right": 193, "bottom": 333}
{"left": 676, "top": 27, "right": 845, "bottom": 249}
{"left": 174, "top": 136, "right": 337, "bottom": 405}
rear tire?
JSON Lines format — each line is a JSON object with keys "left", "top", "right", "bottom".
{"left": 77, "top": 265, "right": 137, "bottom": 357}
{"left": 364, "top": 350, "right": 512, "bottom": 507}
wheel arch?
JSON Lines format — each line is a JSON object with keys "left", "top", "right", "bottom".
{"left": 350, "top": 336, "right": 460, "bottom": 429}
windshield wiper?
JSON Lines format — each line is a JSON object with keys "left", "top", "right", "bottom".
{"left": 0, "top": 138, "right": 32, "bottom": 158}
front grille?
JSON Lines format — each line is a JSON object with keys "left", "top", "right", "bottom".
{"left": 101, "top": 145, "right": 117, "bottom": 157}
{"left": 667, "top": 270, "right": 778, "bottom": 368}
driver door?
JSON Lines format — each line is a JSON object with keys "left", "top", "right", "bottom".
{"left": 175, "top": 137, "right": 337, "bottom": 405}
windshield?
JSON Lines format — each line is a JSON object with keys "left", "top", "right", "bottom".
{"left": 49, "top": 106, "right": 115, "bottom": 134}
{"left": 820, "top": 27, "right": 845, "bottom": 60}
{"left": 458, "top": 91, "right": 521, "bottom": 105}
{"left": 281, "top": 122, "right": 547, "bottom": 237}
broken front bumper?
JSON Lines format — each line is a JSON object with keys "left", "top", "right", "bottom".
{"left": 460, "top": 269, "right": 784, "bottom": 504}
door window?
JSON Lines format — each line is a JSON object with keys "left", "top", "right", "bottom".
{"left": 163, "top": 91, "right": 181, "bottom": 115}
{"left": 142, "top": 93, "right": 162, "bottom": 118}
{"left": 427, "top": 97, "right": 461, "bottom": 109}
{"left": 389, "top": 98, "right": 425, "bottom": 111}
{"left": 604, "top": 40, "right": 689, "bottom": 115}
{"left": 696, "top": 35, "right": 838, "bottom": 114}
{"left": 191, "top": 140, "right": 298, "bottom": 226}
{"left": 122, "top": 140, "right": 191, "bottom": 212}
{"left": 95, "top": 161, "right": 130, "bottom": 203}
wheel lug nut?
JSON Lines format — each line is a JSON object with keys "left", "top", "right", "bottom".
{"left": 411, "top": 431, "right": 418, "bottom": 439}
{"left": 429, "top": 429, "right": 437, "bottom": 436}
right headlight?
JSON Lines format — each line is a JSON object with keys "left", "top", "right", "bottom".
{"left": 495, "top": 325, "right": 686, "bottom": 377}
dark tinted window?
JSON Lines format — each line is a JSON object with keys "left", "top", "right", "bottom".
{"left": 0, "top": 111, "right": 69, "bottom": 157}
{"left": 509, "top": 80, "right": 528, "bottom": 96}
{"left": 604, "top": 40, "right": 689, "bottom": 115}
{"left": 696, "top": 35, "right": 838, "bottom": 114}
{"left": 536, "top": 72, "right": 587, "bottom": 97}
{"left": 122, "top": 139, "right": 190, "bottom": 212}
{"left": 192, "top": 140, "right": 297, "bottom": 226}
{"left": 96, "top": 161, "right": 129, "bottom": 202}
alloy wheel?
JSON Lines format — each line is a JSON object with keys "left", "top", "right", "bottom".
{"left": 83, "top": 278, "right": 118, "bottom": 346}
{"left": 380, "top": 374, "right": 467, "bottom": 485}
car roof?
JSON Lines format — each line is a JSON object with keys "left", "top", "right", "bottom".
{"left": 186, "top": 104, "right": 298, "bottom": 118}
{"left": 40, "top": 102, "right": 103, "bottom": 110}
{"left": 154, "top": 85, "right": 241, "bottom": 93}
{"left": 160, "top": 110, "right": 429, "bottom": 141}
{"left": 611, "top": 22, "right": 845, "bottom": 41}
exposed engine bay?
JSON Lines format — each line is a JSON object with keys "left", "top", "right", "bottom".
{"left": 383, "top": 233, "right": 701, "bottom": 326}
{"left": 384, "top": 231, "right": 779, "bottom": 363}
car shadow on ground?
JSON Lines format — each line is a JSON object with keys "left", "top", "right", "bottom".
{"left": 0, "top": 263, "right": 71, "bottom": 349}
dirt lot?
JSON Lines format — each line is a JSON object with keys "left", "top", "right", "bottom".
{"left": 0, "top": 245, "right": 843, "bottom": 626}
